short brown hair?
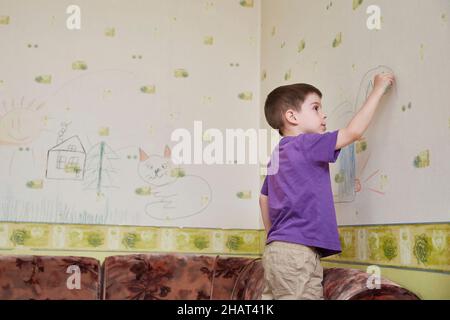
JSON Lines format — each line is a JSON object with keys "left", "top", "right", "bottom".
{"left": 264, "top": 83, "right": 322, "bottom": 136}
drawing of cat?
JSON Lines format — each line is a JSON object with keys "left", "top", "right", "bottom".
{"left": 138, "top": 145, "right": 212, "bottom": 220}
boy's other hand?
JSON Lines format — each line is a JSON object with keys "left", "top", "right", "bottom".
{"left": 373, "top": 72, "right": 395, "bottom": 95}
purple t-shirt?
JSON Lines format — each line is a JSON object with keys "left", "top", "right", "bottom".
{"left": 261, "top": 130, "right": 342, "bottom": 258}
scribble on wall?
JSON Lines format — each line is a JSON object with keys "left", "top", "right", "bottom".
{"left": 138, "top": 145, "right": 212, "bottom": 221}
{"left": 332, "top": 66, "right": 395, "bottom": 203}
{"left": 45, "top": 136, "right": 86, "bottom": 180}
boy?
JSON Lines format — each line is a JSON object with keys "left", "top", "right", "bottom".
{"left": 259, "top": 73, "right": 395, "bottom": 300}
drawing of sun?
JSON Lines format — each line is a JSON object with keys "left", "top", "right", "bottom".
{"left": 0, "top": 98, "right": 48, "bottom": 145}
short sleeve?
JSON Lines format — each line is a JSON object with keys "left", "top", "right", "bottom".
{"left": 301, "top": 130, "right": 341, "bottom": 163}
{"left": 261, "top": 175, "right": 268, "bottom": 196}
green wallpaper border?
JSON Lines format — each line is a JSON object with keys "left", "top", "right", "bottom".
{"left": 0, "top": 222, "right": 262, "bottom": 256}
{"left": 0, "top": 222, "right": 448, "bottom": 273}
{"left": 324, "top": 222, "right": 450, "bottom": 273}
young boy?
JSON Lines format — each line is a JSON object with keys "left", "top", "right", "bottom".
{"left": 259, "top": 73, "right": 395, "bottom": 300}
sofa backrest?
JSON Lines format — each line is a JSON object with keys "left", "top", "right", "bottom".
{"left": 0, "top": 254, "right": 421, "bottom": 300}
{"left": 0, "top": 255, "right": 101, "bottom": 300}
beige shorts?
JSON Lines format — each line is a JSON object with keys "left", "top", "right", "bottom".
{"left": 261, "top": 241, "right": 324, "bottom": 300}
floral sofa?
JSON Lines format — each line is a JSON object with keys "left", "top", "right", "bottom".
{"left": 0, "top": 254, "right": 420, "bottom": 300}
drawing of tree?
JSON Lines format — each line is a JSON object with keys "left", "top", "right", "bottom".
{"left": 83, "top": 142, "right": 120, "bottom": 195}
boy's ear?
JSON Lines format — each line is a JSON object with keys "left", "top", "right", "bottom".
{"left": 285, "top": 109, "right": 299, "bottom": 123}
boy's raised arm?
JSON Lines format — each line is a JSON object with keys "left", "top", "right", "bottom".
{"left": 336, "top": 72, "right": 395, "bottom": 150}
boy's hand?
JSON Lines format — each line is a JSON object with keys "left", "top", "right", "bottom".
{"left": 373, "top": 72, "right": 395, "bottom": 95}
{"left": 345, "top": 71, "right": 396, "bottom": 143}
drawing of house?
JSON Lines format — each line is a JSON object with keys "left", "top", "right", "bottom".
{"left": 46, "top": 136, "right": 86, "bottom": 180}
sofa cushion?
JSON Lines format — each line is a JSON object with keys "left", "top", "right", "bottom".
{"left": 103, "top": 254, "right": 215, "bottom": 300}
{"left": 0, "top": 255, "right": 101, "bottom": 300}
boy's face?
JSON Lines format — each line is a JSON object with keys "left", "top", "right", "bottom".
{"left": 294, "top": 93, "right": 327, "bottom": 133}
